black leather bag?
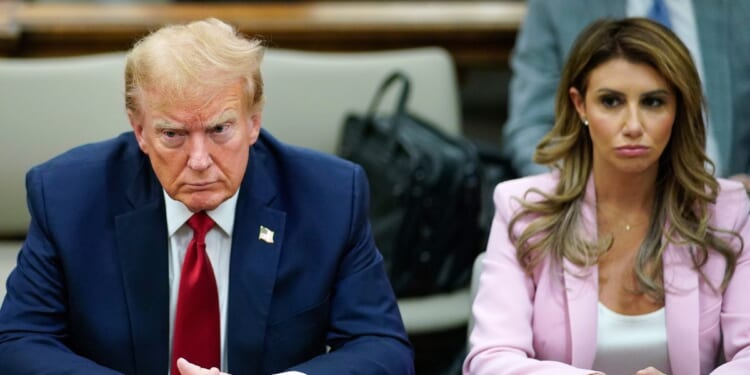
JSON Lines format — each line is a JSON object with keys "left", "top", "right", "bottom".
{"left": 337, "top": 71, "right": 482, "bottom": 297}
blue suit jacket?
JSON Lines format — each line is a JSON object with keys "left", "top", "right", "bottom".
{"left": 0, "top": 130, "right": 414, "bottom": 375}
{"left": 502, "top": 0, "right": 750, "bottom": 177}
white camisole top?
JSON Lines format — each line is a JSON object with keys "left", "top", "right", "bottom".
{"left": 591, "top": 302, "right": 671, "bottom": 375}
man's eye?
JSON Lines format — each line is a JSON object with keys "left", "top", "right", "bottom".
{"left": 210, "top": 124, "right": 234, "bottom": 141}
{"left": 159, "top": 129, "right": 185, "bottom": 147}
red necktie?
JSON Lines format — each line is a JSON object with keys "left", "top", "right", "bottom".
{"left": 172, "top": 212, "right": 220, "bottom": 374}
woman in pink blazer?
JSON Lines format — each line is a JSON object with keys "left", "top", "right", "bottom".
{"left": 464, "top": 18, "right": 750, "bottom": 375}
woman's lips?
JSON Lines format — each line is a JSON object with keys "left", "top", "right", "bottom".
{"left": 615, "top": 145, "right": 649, "bottom": 157}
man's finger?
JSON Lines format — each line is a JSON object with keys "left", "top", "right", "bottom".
{"left": 176, "top": 358, "right": 203, "bottom": 374}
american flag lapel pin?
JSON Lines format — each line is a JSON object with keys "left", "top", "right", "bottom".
{"left": 259, "top": 225, "right": 275, "bottom": 244}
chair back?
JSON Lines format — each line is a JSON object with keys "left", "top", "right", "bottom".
{"left": 261, "top": 47, "right": 461, "bottom": 153}
{"left": 0, "top": 53, "right": 129, "bottom": 236}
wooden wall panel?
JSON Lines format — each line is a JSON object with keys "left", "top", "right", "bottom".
{"left": 0, "top": 1, "right": 524, "bottom": 69}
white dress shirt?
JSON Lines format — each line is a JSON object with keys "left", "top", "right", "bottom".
{"left": 165, "top": 190, "right": 304, "bottom": 375}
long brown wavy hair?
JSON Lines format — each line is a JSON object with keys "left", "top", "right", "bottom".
{"left": 509, "top": 18, "right": 741, "bottom": 301}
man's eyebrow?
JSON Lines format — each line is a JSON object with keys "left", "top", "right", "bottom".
{"left": 209, "top": 110, "right": 238, "bottom": 125}
{"left": 153, "top": 120, "right": 183, "bottom": 130}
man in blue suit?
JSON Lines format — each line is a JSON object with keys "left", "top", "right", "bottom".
{"left": 0, "top": 18, "right": 413, "bottom": 375}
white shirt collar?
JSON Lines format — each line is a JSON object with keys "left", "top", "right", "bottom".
{"left": 163, "top": 189, "right": 239, "bottom": 237}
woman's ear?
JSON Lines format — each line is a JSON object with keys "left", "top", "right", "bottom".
{"left": 569, "top": 87, "right": 587, "bottom": 120}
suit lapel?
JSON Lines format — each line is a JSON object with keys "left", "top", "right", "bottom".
{"left": 559, "top": 1, "right": 625, "bottom": 58}
{"left": 226, "top": 148, "right": 286, "bottom": 374}
{"left": 578, "top": 0, "right": 625, "bottom": 19}
{"left": 564, "top": 175, "right": 599, "bottom": 368}
{"left": 695, "top": 0, "right": 732, "bottom": 173}
{"left": 599, "top": 0, "right": 626, "bottom": 17}
{"left": 583, "top": 0, "right": 625, "bottom": 21}
{"left": 115, "top": 159, "right": 170, "bottom": 375}
{"left": 564, "top": 260, "right": 599, "bottom": 368}
{"left": 663, "top": 241, "right": 700, "bottom": 375}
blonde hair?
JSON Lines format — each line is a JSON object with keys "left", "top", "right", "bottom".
{"left": 125, "top": 18, "right": 265, "bottom": 116}
{"left": 510, "top": 18, "right": 741, "bottom": 301}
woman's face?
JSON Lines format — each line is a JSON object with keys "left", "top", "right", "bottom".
{"left": 569, "top": 58, "right": 676, "bottom": 178}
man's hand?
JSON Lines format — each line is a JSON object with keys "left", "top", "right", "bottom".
{"left": 635, "top": 366, "right": 666, "bottom": 375}
{"left": 176, "top": 358, "right": 229, "bottom": 375}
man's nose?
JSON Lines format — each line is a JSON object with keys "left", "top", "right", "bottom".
{"left": 186, "top": 135, "right": 212, "bottom": 170}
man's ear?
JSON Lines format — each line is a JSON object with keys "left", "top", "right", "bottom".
{"left": 127, "top": 110, "right": 148, "bottom": 154}
{"left": 247, "top": 112, "right": 262, "bottom": 145}
{"left": 569, "top": 86, "right": 587, "bottom": 121}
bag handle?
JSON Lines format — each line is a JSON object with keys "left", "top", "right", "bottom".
{"left": 346, "top": 71, "right": 413, "bottom": 161}
{"left": 365, "top": 71, "right": 411, "bottom": 131}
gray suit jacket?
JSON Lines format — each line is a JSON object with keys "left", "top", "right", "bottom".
{"left": 502, "top": 0, "right": 750, "bottom": 177}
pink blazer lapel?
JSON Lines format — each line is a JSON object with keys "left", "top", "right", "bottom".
{"left": 663, "top": 242, "right": 700, "bottom": 375}
{"left": 563, "top": 259, "right": 599, "bottom": 368}
{"left": 564, "top": 175, "right": 600, "bottom": 368}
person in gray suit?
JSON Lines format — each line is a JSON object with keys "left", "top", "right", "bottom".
{"left": 502, "top": 0, "right": 750, "bottom": 188}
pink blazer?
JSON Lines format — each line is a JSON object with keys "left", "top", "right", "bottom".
{"left": 464, "top": 173, "right": 750, "bottom": 375}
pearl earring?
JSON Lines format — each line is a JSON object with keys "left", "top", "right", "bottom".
{"left": 582, "top": 118, "right": 589, "bottom": 126}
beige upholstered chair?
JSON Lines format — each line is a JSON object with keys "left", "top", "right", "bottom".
{"left": 0, "top": 47, "right": 472, "bottom": 335}
{"left": 0, "top": 52, "right": 129, "bottom": 299}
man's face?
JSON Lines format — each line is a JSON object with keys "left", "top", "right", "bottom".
{"left": 129, "top": 82, "right": 261, "bottom": 212}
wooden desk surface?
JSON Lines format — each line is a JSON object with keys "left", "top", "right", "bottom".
{"left": 0, "top": 1, "right": 524, "bottom": 68}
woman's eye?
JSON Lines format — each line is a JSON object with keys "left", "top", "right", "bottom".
{"left": 601, "top": 96, "right": 621, "bottom": 107}
{"left": 642, "top": 97, "right": 665, "bottom": 107}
